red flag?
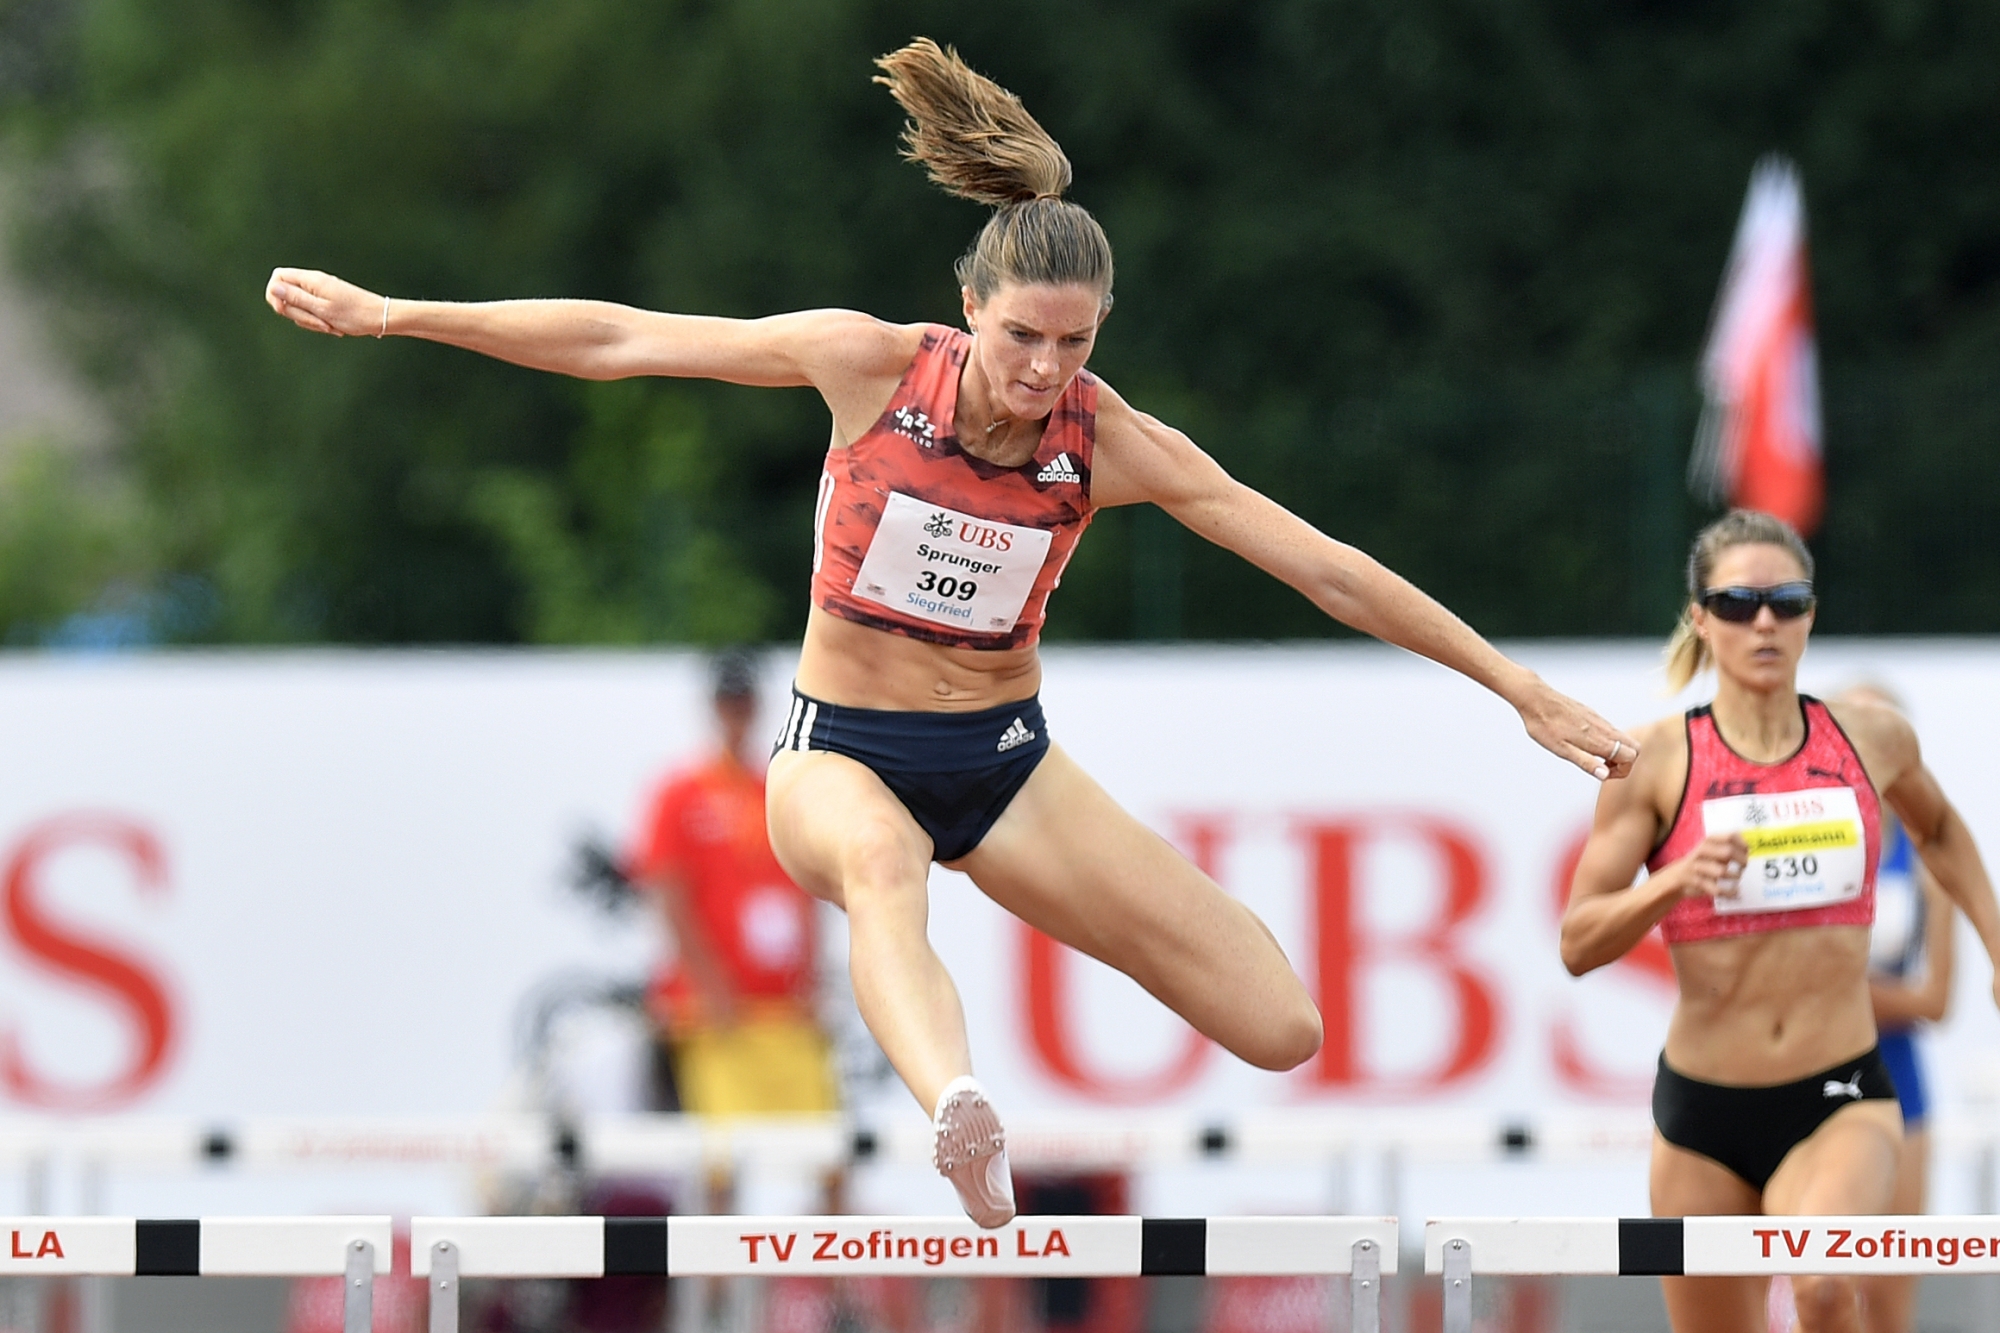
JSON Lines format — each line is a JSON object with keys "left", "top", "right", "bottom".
{"left": 1689, "top": 157, "right": 1824, "bottom": 535}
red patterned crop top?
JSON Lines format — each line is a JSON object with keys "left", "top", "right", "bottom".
{"left": 810, "top": 325, "right": 1097, "bottom": 649}
{"left": 1649, "top": 696, "right": 1881, "bottom": 946}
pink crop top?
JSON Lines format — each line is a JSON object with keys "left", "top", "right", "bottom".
{"left": 1650, "top": 697, "right": 1880, "bottom": 945}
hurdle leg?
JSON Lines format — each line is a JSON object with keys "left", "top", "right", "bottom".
{"left": 1350, "top": 1237, "right": 1380, "bottom": 1333}
{"left": 1440, "top": 1237, "right": 1471, "bottom": 1333}
{"left": 344, "top": 1238, "right": 374, "bottom": 1333}
{"left": 429, "top": 1240, "right": 459, "bottom": 1333}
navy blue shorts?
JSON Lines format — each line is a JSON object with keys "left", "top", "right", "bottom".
{"left": 773, "top": 688, "right": 1050, "bottom": 861}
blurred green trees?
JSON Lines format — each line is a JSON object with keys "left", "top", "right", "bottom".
{"left": 0, "top": 440, "right": 143, "bottom": 642}
{"left": 1, "top": 0, "right": 1996, "bottom": 645}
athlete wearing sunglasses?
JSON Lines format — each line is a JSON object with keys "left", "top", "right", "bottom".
{"left": 1699, "top": 582, "right": 1816, "bottom": 623}
{"left": 1560, "top": 509, "right": 2000, "bottom": 1333}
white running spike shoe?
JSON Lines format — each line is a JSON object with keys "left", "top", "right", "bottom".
{"left": 931, "top": 1075, "right": 1015, "bottom": 1228}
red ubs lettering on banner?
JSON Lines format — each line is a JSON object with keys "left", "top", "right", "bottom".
{"left": 1294, "top": 814, "right": 1501, "bottom": 1091}
{"left": 1547, "top": 825, "right": 1677, "bottom": 1098}
{"left": 9, "top": 1230, "right": 64, "bottom": 1259}
{"left": 1, "top": 814, "right": 179, "bottom": 1110}
{"left": 1021, "top": 812, "right": 1505, "bottom": 1098}
{"left": 1019, "top": 811, "right": 1671, "bottom": 1103}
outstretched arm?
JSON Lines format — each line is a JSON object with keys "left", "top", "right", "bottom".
{"left": 264, "top": 267, "right": 913, "bottom": 403}
{"left": 1090, "top": 391, "right": 1639, "bottom": 779}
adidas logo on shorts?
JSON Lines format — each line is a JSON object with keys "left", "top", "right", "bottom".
{"left": 1035, "top": 452, "right": 1082, "bottom": 485}
{"left": 996, "top": 717, "right": 1036, "bottom": 752}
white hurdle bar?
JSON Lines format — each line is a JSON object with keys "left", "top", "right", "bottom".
{"left": 15, "top": 1211, "right": 2000, "bottom": 1333}
{"left": 412, "top": 1214, "right": 1397, "bottom": 1333}
{"left": 0, "top": 1216, "right": 390, "bottom": 1333}
{"left": 1427, "top": 1216, "right": 2000, "bottom": 1333}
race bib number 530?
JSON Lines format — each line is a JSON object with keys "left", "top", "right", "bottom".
{"left": 1702, "top": 787, "right": 1867, "bottom": 915}
{"left": 853, "top": 492, "right": 1053, "bottom": 634}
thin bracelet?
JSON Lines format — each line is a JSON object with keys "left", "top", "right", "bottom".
{"left": 376, "top": 296, "right": 390, "bottom": 338}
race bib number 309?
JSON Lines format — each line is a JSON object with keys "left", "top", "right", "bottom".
{"left": 853, "top": 492, "right": 1054, "bottom": 634}
{"left": 1702, "top": 786, "right": 1867, "bottom": 915}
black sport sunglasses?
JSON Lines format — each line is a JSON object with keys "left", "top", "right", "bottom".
{"left": 1699, "top": 582, "right": 1817, "bottom": 623}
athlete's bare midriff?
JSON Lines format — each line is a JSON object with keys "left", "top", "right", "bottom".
{"left": 1663, "top": 923, "right": 1875, "bottom": 1084}
{"left": 794, "top": 606, "right": 1043, "bottom": 711}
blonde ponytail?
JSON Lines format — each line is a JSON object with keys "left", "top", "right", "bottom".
{"left": 1663, "top": 605, "right": 1709, "bottom": 692}
{"left": 874, "top": 39, "right": 1114, "bottom": 305}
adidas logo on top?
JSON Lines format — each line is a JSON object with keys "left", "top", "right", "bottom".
{"left": 996, "top": 717, "right": 1036, "bottom": 752}
{"left": 1035, "top": 452, "right": 1082, "bottom": 484}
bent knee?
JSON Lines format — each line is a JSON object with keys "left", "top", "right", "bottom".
{"left": 770, "top": 811, "right": 930, "bottom": 911}
{"left": 1239, "top": 998, "right": 1324, "bottom": 1072}
{"left": 837, "top": 820, "right": 933, "bottom": 899}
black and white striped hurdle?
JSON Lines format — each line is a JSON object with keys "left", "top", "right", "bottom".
{"left": 1427, "top": 1216, "right": 2000, "bottom": 1333}
{"left": 412, "top": 1215, "right": 1397, "bottom": 1333}
{"left": 0, "top": 1216, "right": 390, "bottom": 1333}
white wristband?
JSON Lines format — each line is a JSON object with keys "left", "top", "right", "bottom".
{"left": 377, "top": 296, "right": 390, "bottom": 338}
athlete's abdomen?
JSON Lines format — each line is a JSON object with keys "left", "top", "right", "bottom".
{"left": 794, "top": 607, "right": 1043, "bottom": 712}
{"left": 1663, "top": 923, "right": 1875, "bottom": 1083}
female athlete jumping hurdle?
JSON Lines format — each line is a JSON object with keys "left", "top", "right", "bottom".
{"left": 269, "top": 38, "right": 1637, "bottom": 1228}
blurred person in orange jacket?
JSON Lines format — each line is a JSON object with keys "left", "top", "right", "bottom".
{"left": 629, "top": 649, "right": 838, "bottom": 1125}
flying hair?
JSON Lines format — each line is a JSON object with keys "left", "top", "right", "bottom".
{"left": 874, "top": 38, "right": 1114, "bottom": 306}
{"left": 874, "top": 37, "right": 1070, "bottom": 206}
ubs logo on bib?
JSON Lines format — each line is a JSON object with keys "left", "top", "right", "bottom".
{"left": 924, "top": 512, "right": 953, "bottom": 538}
{"left": 1745, "top": 795, "right": 1827, "bottom": 826}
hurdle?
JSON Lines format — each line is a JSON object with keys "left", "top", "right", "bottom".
{"left": 411, "top": 1214, "right": 1397, "bottom": 1333}
{"left": 1427, "top": 1215, "right": 2000, "bottom": 1333}
{"left": 13, "top": 1211, "right": 2000, "bottom": 1333}
{"left": 0, "top": 1216, "right": 390, "bottom": 1333}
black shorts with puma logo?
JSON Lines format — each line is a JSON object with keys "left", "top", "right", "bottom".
{"left": 1652, "top": 1047, "right": 1898, "bottom": 1192}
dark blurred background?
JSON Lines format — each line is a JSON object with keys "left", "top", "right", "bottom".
{"left": 0, "top": 0, "right": 1994, "bottom": 649}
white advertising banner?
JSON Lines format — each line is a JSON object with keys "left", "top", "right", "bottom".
{"left": 1, "top": 642, "right": 1997, "bottom": 1207}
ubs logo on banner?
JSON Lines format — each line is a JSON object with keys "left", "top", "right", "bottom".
{"left": 1016, "top": 810, "right": 1674, "bottom": 1104}
{"left": 1, "top": 814, "right": 180, "bottom": 1109}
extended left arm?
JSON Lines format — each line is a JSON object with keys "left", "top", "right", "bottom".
{"left": 1090, "top": 396, "right": 1637, "bottom": 779}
